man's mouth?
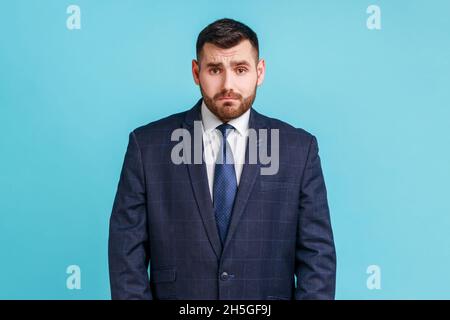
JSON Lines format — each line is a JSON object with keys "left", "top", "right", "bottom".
{"left": 218, "top": 96, "right": 238, "bottom": 100}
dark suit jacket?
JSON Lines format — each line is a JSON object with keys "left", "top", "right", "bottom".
{"left": 108, "top": 98, "right": 336, "bottom": 300}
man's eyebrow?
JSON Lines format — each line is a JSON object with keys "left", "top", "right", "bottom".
{"left": 230, "top": 60, "right": 251, "bottom": 67}
{"left": 204, "top": 60, "right": 252, "bottom": 68}
{"left": 205, "top": 62, "right": 224, "bottom": 68}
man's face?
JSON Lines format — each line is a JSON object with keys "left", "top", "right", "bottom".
{"left": 192, "top": 39, "right": 265, "bottom": 122}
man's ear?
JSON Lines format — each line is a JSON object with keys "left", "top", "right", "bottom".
{"left": 256, "top": 58, "right": 266, "bottom": 86}
{"left": 192, "top": 59, "right": 200, "bottom": 85}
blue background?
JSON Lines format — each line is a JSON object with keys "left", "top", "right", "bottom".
{"left": 1, "top": 0, "right": 449, "bottom": 299}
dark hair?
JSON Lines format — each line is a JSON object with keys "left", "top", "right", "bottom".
{"left": 196, "top": 18, "right": 259, "bottom": 61}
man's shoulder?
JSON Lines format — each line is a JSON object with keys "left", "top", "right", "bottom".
{"left": 255, "top": 109, "right": 315, "bottom": 142}
{"left": 130, "top": 103, "right": 316, "bottom": 146}
{"left": 131, "top": 109, "right": 188, "bottom": 140}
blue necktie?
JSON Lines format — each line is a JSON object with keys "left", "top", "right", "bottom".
{"left": 213, "top": 123, "right": 238, "bottom": 244}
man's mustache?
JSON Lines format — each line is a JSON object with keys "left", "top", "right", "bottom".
{"left": 214, "top": 92, "right": 242, "bottom": 100}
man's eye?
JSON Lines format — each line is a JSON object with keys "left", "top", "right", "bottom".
{"left": 236, "top": 67, "right": 247, "bottom": 74}
{"left": 210, "top": 68, "right": 221, "bottom": 74}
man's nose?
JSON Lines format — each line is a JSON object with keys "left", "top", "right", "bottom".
{"left": 222, "top": 69, "right": 234, "bottom": 91}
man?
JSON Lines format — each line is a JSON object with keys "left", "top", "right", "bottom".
{"left": 108, "top": 18, "right": 336, "bottom": 300}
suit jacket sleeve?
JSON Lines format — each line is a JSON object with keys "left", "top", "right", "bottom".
{"left": 295, "top": 134, "right": 336, "bottom": 300}
{"left": 108, "top": 131, "right": 153, "bottom": 300}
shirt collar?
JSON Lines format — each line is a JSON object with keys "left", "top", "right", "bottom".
{"left": 201, "top": 99, "right": 250, "bottom": 136}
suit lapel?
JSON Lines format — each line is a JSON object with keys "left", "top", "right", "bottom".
{"left": 183, "top": 98, "right": 223, "bottom": 259}
{"left": 182, "top": 98, "right": 269, "bottom": 259}
{"left": 222, "top": 107, "right": 268, "bottom": 253}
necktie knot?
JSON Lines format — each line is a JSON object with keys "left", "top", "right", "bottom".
{"left": 216, "top": 123, "right": 234, "bottom": 138}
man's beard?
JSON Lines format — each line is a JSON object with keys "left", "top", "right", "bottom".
{"left": 200, "top": 84, "right": 257, "bottom": 122}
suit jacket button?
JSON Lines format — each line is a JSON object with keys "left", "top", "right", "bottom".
{"left": 220, "top": 272, "right": 229, "bottom": 281}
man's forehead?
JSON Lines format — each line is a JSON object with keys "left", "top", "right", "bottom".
{"left": 204, "top": 54, "right": 250, "bottom": 64}
{"left": 201, "top": 40, "right": 256, "bottom": 64}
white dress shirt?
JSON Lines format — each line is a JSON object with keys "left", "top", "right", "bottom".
{"left": 201, "top": 100, "right": 250, "bottom": 201}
